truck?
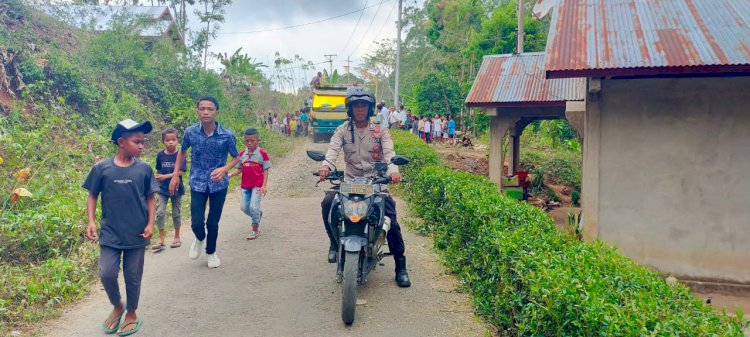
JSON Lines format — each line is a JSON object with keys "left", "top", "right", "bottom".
{"left": 310, "top": 86, "right": 348, "bottom": 143}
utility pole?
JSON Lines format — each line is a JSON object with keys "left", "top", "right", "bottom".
{"left": 394, "top": 0, "right": 403, "bottom": 109}
{"left": 324, "top": 54, "right": 337, "bottom": 79}
{"left": 517, "top": 0, "right": 524, "bottom": 54}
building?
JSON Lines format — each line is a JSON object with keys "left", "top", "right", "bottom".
{"left": 38, "top": 5, "right": 184, "bottom": 45}
{"left": 465, "top": 52, "right": 585, "bottom": 188}
{"left": 544, "top": 0, "right": 750, "bottom": 283}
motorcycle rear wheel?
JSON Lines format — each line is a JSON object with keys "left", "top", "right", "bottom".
{"left": 341, "top": 251, "right": 359, "bottom": 324}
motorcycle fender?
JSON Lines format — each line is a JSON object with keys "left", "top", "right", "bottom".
{"left": 341, "top": 236, "right": 368, "bottom": 252}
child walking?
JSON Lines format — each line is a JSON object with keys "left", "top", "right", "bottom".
{"left": 230, "top": 128, "right": 271, "bottom": 240}
{"left": 83, "top": 119, "right": 159, "bottom": 336}
{"left": 152, "top": 128, "right": 187, "bottom": 252}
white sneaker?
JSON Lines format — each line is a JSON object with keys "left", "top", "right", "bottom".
{"left": 207, "top": 253, "right": 221, "bottom": 268}
{"left": 189, "top": 238, "right": 204, "bottom": 260}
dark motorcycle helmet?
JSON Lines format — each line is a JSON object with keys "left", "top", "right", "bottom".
{"left": 345, "top": 86, "right": 375, "bottom": 118}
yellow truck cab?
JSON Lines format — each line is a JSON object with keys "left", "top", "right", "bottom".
{"left": 310, "top": 86, "right": 348, "bottom": 142}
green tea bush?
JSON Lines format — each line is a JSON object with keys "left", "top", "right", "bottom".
{"left": 393, "top": 131, "right": 745, "bottom": 336}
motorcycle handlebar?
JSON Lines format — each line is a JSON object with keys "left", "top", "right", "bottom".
{"left": 312, "top": 171, "right": 405, "bottom": 184}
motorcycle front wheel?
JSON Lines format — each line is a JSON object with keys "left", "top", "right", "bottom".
{"left": 341, "top": 251, "right": 359, "bottom": 324}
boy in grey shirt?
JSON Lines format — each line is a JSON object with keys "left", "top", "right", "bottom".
{"left": 83, "top": 119, "right": 159, "bottom": 336}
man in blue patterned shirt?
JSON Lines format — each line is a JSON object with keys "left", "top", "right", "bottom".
{"left": 169, "top": 96, "right": 240, "bottom": 268}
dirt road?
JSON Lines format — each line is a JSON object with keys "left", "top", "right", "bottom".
{"left": 43, "top": 141, "right": 486, "bottom": 337}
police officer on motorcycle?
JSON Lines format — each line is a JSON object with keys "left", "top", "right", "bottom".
{"left": 318, "top": 86, "right": 411, "bottom": 288}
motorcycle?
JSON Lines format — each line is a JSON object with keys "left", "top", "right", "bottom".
{"left": 306, "top": 150, "right": 409, "bottom": 324}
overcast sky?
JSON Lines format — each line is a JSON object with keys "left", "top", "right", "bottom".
{"left": 186, "top": 0, "right": 424, "bottom": 89}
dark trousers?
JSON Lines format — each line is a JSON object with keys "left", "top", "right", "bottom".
{"left": 99, "top": 245, "right": 146, "bottom": 312}
{"left": 321, "top": 191, "right": 405, "bottom": 257}
{"left": 190, "top": 188, "right": 228, "bottom": 255}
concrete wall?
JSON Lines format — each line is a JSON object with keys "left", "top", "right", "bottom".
{"left": 585, "top": 76, "right": 750, "bottom": 283}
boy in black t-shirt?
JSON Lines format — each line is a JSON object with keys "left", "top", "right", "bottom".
{"left": 83, "top": 119, "right": 159, "bottom": 336}
{"left": 153, "top": 128, "right": 187, "bottom": 251}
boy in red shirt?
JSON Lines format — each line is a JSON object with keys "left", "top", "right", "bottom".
{"left": 230, "top": 128, "right": 271, "bottom": 240}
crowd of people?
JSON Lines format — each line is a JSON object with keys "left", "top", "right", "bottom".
{"left": 371, "top": 101, "right": 467, "bottom": 146}
{"left": 264, "top": 110, "right": 310, "bottom": 138}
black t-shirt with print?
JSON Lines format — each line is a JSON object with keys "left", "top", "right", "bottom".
{"left": 82, "top": 158, "right": 159, "bottom": 249}
{"left": 155, "top": 150, "right": 187, "bottom": 196}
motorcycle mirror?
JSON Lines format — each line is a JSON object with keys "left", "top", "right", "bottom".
{"left": 307, "top": 150, "right": 326, "bottom": 162}
{"left": 390, "top": 155, "right": 410, "bottom": 166}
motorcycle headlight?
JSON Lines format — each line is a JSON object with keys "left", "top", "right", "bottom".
{"left": 342, "top": 197, "right": 369, "bottom": 223}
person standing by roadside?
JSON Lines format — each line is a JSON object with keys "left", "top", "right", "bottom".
{"left": 447, "top": 115, "right": 456, "bottom": 145}
{"left": 272, "top": 113, "right": 280, "bottom": 134}
{"left": 423, "top": 116, "right": 432, "bottom": 144}
{"left": 411, "top": 113, "right": 419, "bottom": 135}
{"left": 169, "top": 96, "right": 240, "bottom": 269}
{"left": 433, "top": 115, "right": 443, "bottom": 143}
{"left": 282, "top": 114, "right": 290, "bottom": 137}
{"left": 290, "top": 116, "right": 298, "bottom": 138}
{"left": 152, "top": 128, "right": 187, "bottom": 252}
{"left": 389, "top": 106, "right": 401, "bottom": 129}
{"left": 377, "top": 103, "right": 390, "bottom": 128}
{"left": 300, "top": 110, "right": 309, "bottom": 137}
{"left": 84, "top": 119, "right": 159, "bottom": 336}
{"left": 418, "top": 116, "right": 425, "bottom": 140}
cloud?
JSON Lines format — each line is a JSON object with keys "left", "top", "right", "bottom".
{"left": 223, "top": 0, "right": 368, "bottom": 25}
{"left": 186, "top": 0, "right": 420, "bottom": 89}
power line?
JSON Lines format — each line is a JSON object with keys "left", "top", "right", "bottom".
{"left": 347, "top": 0, "right": 387, "bottom": 59}
{"left": 218, "top": 1, "right": 393, "bottom": 35}
{"left": 334, "top": 0, "right": 370, "bottom": 59}
{"left": 358, "top": 0, "right": 398, "bottom": 56}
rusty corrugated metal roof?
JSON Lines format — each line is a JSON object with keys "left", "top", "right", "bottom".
{"left": 465, "top": 52, "right": 584, "bottom": 108}
{"left": 545, "top": 0, "right": 750, "bottom": 78}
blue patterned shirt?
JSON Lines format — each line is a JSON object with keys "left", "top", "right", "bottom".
{"left": 181, "top": 122, "right": 239, "bottom": 193}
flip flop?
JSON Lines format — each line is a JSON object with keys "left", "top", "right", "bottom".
{"left": 170, "top": 241, "right": 181, "bottom": 248}
{"left": 151, "top": 244, "right": 165, "bottom": 252}
{"left": 102, "top": 303, "right": 125, "bottom": 334}
{"left": 246, "top": 230, "right": 259, "bottom": 240}
{"left": 116, "top": 317, "right": 142, "bottom": 336}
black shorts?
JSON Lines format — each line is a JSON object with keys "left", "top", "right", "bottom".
{"left": 449, "top": 134, "right": 455, "bottom": 139}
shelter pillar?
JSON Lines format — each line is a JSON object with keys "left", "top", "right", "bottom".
{"left": 565, "top": 101, "right": 586, "bottom": 140}
{"left": 489, "top": 112, "right": 520, "bottom": 189}
{"left": 581, "top": 79, "right": 600, "bottom": 242}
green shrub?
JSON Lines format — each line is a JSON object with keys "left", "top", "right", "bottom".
{"left": 521, "top": 148, "right": 581, "bottom": 190}
{"left": 393, "top": 133, "right": 745, "bottom": 336}
{"left": 571, "top": 190, "right": 580, "bottom": 206}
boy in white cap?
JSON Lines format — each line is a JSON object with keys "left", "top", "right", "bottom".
{"left": 83, "top": 119, "right": 159, "bottom": 336}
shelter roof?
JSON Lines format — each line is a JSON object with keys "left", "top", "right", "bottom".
{"left": 544, "top": 0, "right": 750, "bottom": 78}
{"left": 466, "top": 52, "right": 584, "bottom": 108}
{"left": 37, "top": 5, "right": 180, "bottom": 40}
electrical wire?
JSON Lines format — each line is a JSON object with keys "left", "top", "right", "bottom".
{"left": 357, "top": 0, "right": 398, "bottom": 57}
{"left": 346, "top": 0, "right": 387, "bottom": 59}
{"left": 218, "top": 1, "right": 392, "bottom": 35}
{"left": 334, "top": 0, "right": 370, "bottom": 59}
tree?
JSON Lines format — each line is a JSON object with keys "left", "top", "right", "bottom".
{"left": 216, "top": 47, "right": 268, "bottom": 90}
{"left": 464, "top": 1, "right": 549, "bottom": 65}
{"left": 411, "top": 72, "right": 462, "bottom": 118}
{"left": 194, "top": 0, "right": 232, "bottom": 69}
{"left": 360, "top": 39, "right": 396, "bottom": 102}
{"left": 216, "top": 48, "right": 268, "bottom": 125}
{"left": 168, "top": 0, "right": 196, "bottom": 36}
